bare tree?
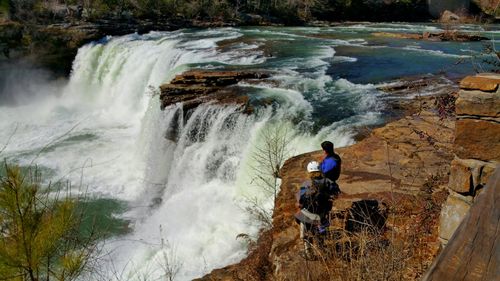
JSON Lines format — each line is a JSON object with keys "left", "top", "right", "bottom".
{"left": 251, "top": 123, "right": 292, "bottom": 202}
{"left": 158, "top": 226, "right": 182, "bottom": 281}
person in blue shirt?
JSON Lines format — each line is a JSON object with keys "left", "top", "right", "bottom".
{"left": 320, "top": 141, "right": 342, "bottom": 183}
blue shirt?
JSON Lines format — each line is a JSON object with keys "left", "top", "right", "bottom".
{"left": 320, "top": 156, "right": 338, "bottom": 174}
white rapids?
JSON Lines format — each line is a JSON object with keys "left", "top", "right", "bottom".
{"left": 0, "top": 28, "right": 384, "bottom": 280}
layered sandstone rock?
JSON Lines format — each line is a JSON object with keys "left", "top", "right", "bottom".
{"left": 438, "top": 73, "right": 499, "bottom": 246}
{"left": 423, "top": 168, "right": 499, "bottom": 281}
{"left": 159, "top": 70, "right": 270, "bottom": 111}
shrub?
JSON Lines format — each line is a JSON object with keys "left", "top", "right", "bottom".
{"left": 0, "top": 164, "right": 99, "bottom": 281}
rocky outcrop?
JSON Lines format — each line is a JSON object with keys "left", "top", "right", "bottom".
{"left": 0, "top": 22, "right": 108, "bottom": 74}
{"left": 372, "top": 31, "right": 489, "bottom": 41}
{"left": 438, "top": 73, "right": 499, "bottom": 245}
{"left": 423, "top": 167, "right": 499, "bottom": 281}
{"left": 201, "top": 94, "right": 455, "bottom": 280}
{"left": 439, "top": 10, "right": 462, "bottom": 22}
{"left": 0, "top": 18, "right": 201, "bottom": 75}
{"left": 160, "top": 70, "right": 270, "bottom": 111}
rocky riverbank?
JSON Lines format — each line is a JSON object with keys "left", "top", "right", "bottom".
{"left": 198, "top": 74, "right": 499, "bottom": 280}
{"left": 198, "top": 88, "right": 456, "bottom": 281}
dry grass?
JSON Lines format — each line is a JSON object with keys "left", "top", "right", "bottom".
{"left": 285, "top": 175, "right": 449, "bottom": 281}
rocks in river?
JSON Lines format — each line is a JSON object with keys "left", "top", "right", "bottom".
{"left": 439, "top": 10, "right": 461, "bottom": 23}
{"left": 372, "top": 31, "right": 489, "bottom": 42}
{"left": 159, "top": 70, "right": 270, "bottom": 111}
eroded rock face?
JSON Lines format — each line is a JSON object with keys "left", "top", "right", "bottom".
{"left": 456, "top": 90, "right": 500, "bottom": 117}
{"left": 429, "top": 72, "right": 500, "bottom": 281}
{"left": 159, "top": 70, "right": 270, "bottom": 111}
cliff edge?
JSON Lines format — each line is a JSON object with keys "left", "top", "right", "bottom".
{"left": 200, "top": 74, "right": 499, "bottom": 281}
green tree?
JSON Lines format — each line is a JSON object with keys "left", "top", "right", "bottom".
{"left": 0, "top": 164, "right": 98, "bottom": 281}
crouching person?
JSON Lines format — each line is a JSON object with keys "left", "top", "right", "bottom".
{"left": 294, "top": 161, "right": 333, "bottom": 258}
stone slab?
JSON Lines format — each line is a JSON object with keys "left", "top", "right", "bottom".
{"left": 480, "top": 162, "right": 499, "bottom": 187}
{"left": 438, "top": 192, "right": 472, "bottom": 241}
{"left": 460, "top": 75, "right": 500, "bottom": 92}
{"left": 454, "top": 119, "right": 500, "bottom": 161}
{"left": 456, "top": 90, "right": 500, "bottom": 117}
{"left": 449, "top": 158, "right": 473, "bottom": 193}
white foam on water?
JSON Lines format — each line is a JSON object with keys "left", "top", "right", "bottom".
{"left": 333, "top": 56, "right": 358, "bottom": 63}
{"left": 0, "top": 26, "right": 389, "bottom": 281}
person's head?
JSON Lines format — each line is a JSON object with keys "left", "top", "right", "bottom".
{"left": 321, "top": 141, "right": 334, "bottom": 156}
{"left": 307, "top": 161, "right": 322, "bottom": 179}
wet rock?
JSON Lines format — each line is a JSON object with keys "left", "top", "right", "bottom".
{"left": 159, "top": 70, "right": 270, "bottom": 111}
{"left": 0, "top": 21, "right": 23, "bottom": 58}
{"left": 372, "top": 32, "right": 422, "bottom": 40}
{"left": 372, "top": 31, "right": 489, "bottom": 42}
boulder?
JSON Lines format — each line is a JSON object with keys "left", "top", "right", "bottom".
{"left": 456, "top": 90, "right": 500, "bottom": 117}
{"left": 438, "top": 192, "right": 472, "bottom": 241}
{"left": 439, "top": 10, "right": 461, "bottom": 22}
{"left": 459, "top": 74, "right": 500, "bottom": 92}
{"left": 454, "top": 119, "right": 500, "bottom": 161}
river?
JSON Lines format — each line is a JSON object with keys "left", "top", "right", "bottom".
{"left": 0, "top": 23, "right": 498, "bottom": 280}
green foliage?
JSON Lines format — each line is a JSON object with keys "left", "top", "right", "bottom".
{"left": 8, "top": 0, "right": 431, "bottom": 23}
{"left": 0, "top": 0, "right": 9, "bottom": 19}
{"left": 0, "top": 164, "right": 98, "bottom": 281}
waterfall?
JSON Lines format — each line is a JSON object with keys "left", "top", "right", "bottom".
{"left": 0, "top": 27, "right": 386, "bottom": 280}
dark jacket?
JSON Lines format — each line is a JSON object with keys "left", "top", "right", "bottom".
{"left": 297, "top": 178, "right": 334, "bottom": 225}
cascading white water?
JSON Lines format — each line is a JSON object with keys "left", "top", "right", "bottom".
{"left": 0, "top": 27, "right": 387, "bottom": 280}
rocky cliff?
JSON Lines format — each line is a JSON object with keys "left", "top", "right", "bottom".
{"left": 199, "top": 86, "right": 457, "bottom": 281}
{"left": 199, "top": 74, "right": 499, "bottom": 281}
